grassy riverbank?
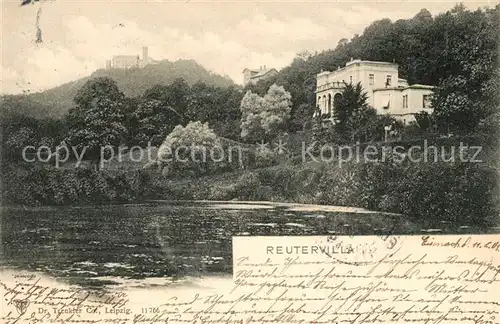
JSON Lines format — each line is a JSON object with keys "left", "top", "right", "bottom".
{"left": 155, "top": 160, "right": 499, "bottom": 227}
{"left": 2, "top": 157, "right": 499, "bottom": 229}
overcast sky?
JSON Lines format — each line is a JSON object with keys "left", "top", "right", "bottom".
{"left": 1, "top": 0, "right": 495, "bottom": 94}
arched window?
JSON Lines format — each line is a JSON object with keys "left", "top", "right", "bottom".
{"left": 333, "top": 93, "right": 342, "bottom": 110}
{"left": 327, "top": 94, "right": 332, "bottom": 116}
{"left": 323, "top": 95, "right": 327, "bottom": 114}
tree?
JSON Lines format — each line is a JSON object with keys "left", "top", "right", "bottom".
{"left": 348, "top": 105, "right": 378, "bottom": 142}
{"left": 337, "top": 38, "right": 349, "bottom": 48}
{"left": 185, "top": 83, "right": 243, "bottom": 140}
{"left": 240, "top": 90, "right": 266, "bottom": 141}
{"left": 296, "top": 50, "right": 312, "bottom": 61}
{"left": 261, "top": 84, "right": 292, "bottom": 137}
{"left": 211, "top": 86, "right": 243, "bottom": 140}
{"left": 131, "top": 98, "right": 182, "bottom": 147}
{"left": 333, "top": 82, "right": 372, "bottom": 142}
{"left": 128, "top": 80, "right": 194, "bottom": 147}
{"left": 414, "top": 111, "right": 433, "bottom": 131}
{"left": 240, "top": 84, "right": 292, "bottom": 142}
{"left": 432, "top": 77, "right": 485, "bottom": 134}
{"left": 168, "top": 78, "right": 190, "bottom": 113}
{"left": 291, "top": 103, "right": 314, "bottom": 131}
{"left": 4, "top": 127, "right": 36, "bottom": 160}
{"left": 311, "top": 107, "right": 337, "bottom": 147}
{"left": 65, "top": 77, "right": 127, "bottom": 166}
{"left": 425, "top": 5, "right": 498, "bottom": 134}
{"left": 362, "top": 114, "right": 402, "bottom": 142}
{"left": 157, "top": 121, "right": 222, "bottom": 175}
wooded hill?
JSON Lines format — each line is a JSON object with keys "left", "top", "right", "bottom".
{"left": 1, "top": 59, "right": 235, "bottom": 119}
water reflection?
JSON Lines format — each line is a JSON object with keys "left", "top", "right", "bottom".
{"left": 0, "top": 201, "right": 492, "bottom": 287}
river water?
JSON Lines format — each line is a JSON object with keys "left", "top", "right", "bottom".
{"left": 0, "top": 201, "right": 492, "bottom": 287}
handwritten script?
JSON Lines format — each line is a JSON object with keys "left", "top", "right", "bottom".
{"left": 1, "top": 235, "right": 498, "bottom": 323}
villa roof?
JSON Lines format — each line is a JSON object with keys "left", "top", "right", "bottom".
{"left": 406, "top": 84, "right": 435, "bottom": 89}
{"left": 318, "top": 59, "right": 399, "bottom": 77}
{"left": 251, "top": 68, "right": 278, "bottom": 78}
{"left": 373, "top": 87, "right": 404, "bottom": 92}
{"left": 373, "top": 84, "right": 435, "bottom": 92}
{"left": 242, "top": 68, "right": 259, "bottom": 73}
{"left": 345, "top": 59, "right": 398, "bottom": 67}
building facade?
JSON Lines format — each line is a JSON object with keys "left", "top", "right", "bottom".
{"left": 111, "top": 55, "right": 140, "bottom": 69}
{"left": 315, "top": 59, "right": 434, "bottom": 124}
{"left": 106, "top": 46, "right": 156, "bottom": 70}
{"left": 243, "top": 66, "right": 278, "bottom": 86}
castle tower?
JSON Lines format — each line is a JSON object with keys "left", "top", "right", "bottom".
{"left": 142, "top": 46, "right": 149, "bottom": 65}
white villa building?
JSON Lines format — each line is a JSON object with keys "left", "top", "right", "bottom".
{"left": 315, "top": 59, "right": 434, "bottom": 124}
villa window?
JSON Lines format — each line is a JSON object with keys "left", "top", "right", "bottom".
{"left": 403, "top": 95, "right": 408, "bottom": 109}
{"left": 423, "top": 94, "right": 431, "bottom": 108}
{"left": 385, "top": 75, "right": 392, "bottom": 87}
{"left": 349, "top": 76, "right": 353, "bottom": 83}
{"left": 369, "top": 74, "right": 374, "bottom": 85}
{"left": 327, "top": 93, "right": 332, "bottom": 116}
{"left": 382, "top": 95, "right": 390, "bottom": 110}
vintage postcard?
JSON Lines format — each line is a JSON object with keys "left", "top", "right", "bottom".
{"left": 1, "top": 0, "right": 499, "bottom": 323}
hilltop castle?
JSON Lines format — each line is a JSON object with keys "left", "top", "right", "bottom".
{"left": 105, "top": 46, "right": 158, "bottom": 70}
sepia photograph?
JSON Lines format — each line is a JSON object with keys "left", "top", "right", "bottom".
{"left": 1, "top": 0, "right": 499, "bottom": 322}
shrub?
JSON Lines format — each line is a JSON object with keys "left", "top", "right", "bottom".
{"left": 232, "top": 172, "right": 262, "bottom": 200}
{"left": 254, "top": 146, "right": 279, "bottom": 168}
{"left": 316, "top": 163, "right": 364, "bottom": 207}
{"left": 157, "top": 121, "right": 223, "bottom": 176}
{"left": 383, "top": 161, "right": 499, "bottom": 227}
{"left": 312, "top": 159, "right": 498, "bottom": 228}
{"left": 1, "top": 164, "right": 153, "bottom": 206}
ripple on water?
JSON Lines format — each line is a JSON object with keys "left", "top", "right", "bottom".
{"left": 285, "top": 223, "right": 308, "bottom": 228}
{"left": 74, "top": 261, "right": 98, "bottom": 267}
{"left": 72, "top": 270, "right": 98, "bottom": 276}
{"left": 421, "top": 229, "right": 443, "bottom": 233}
{"left": 130, "top": 253, "right": 152, "bottom": 259}
{"left": 103, "top": 263, "right": 135, "bottom": 269}
{"left": 248, "top": 223, "right": 278, "bottom": 227}
{"left": 301, "top": 214, "right": 326, "bottom": 219}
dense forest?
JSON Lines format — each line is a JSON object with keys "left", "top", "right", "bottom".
{"left": 247, "top": 4, "right": 499, "bottom": 134}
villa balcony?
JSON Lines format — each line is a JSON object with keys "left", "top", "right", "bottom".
{"left": 316, "top": 81, "right": 345, "bottom": 93}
